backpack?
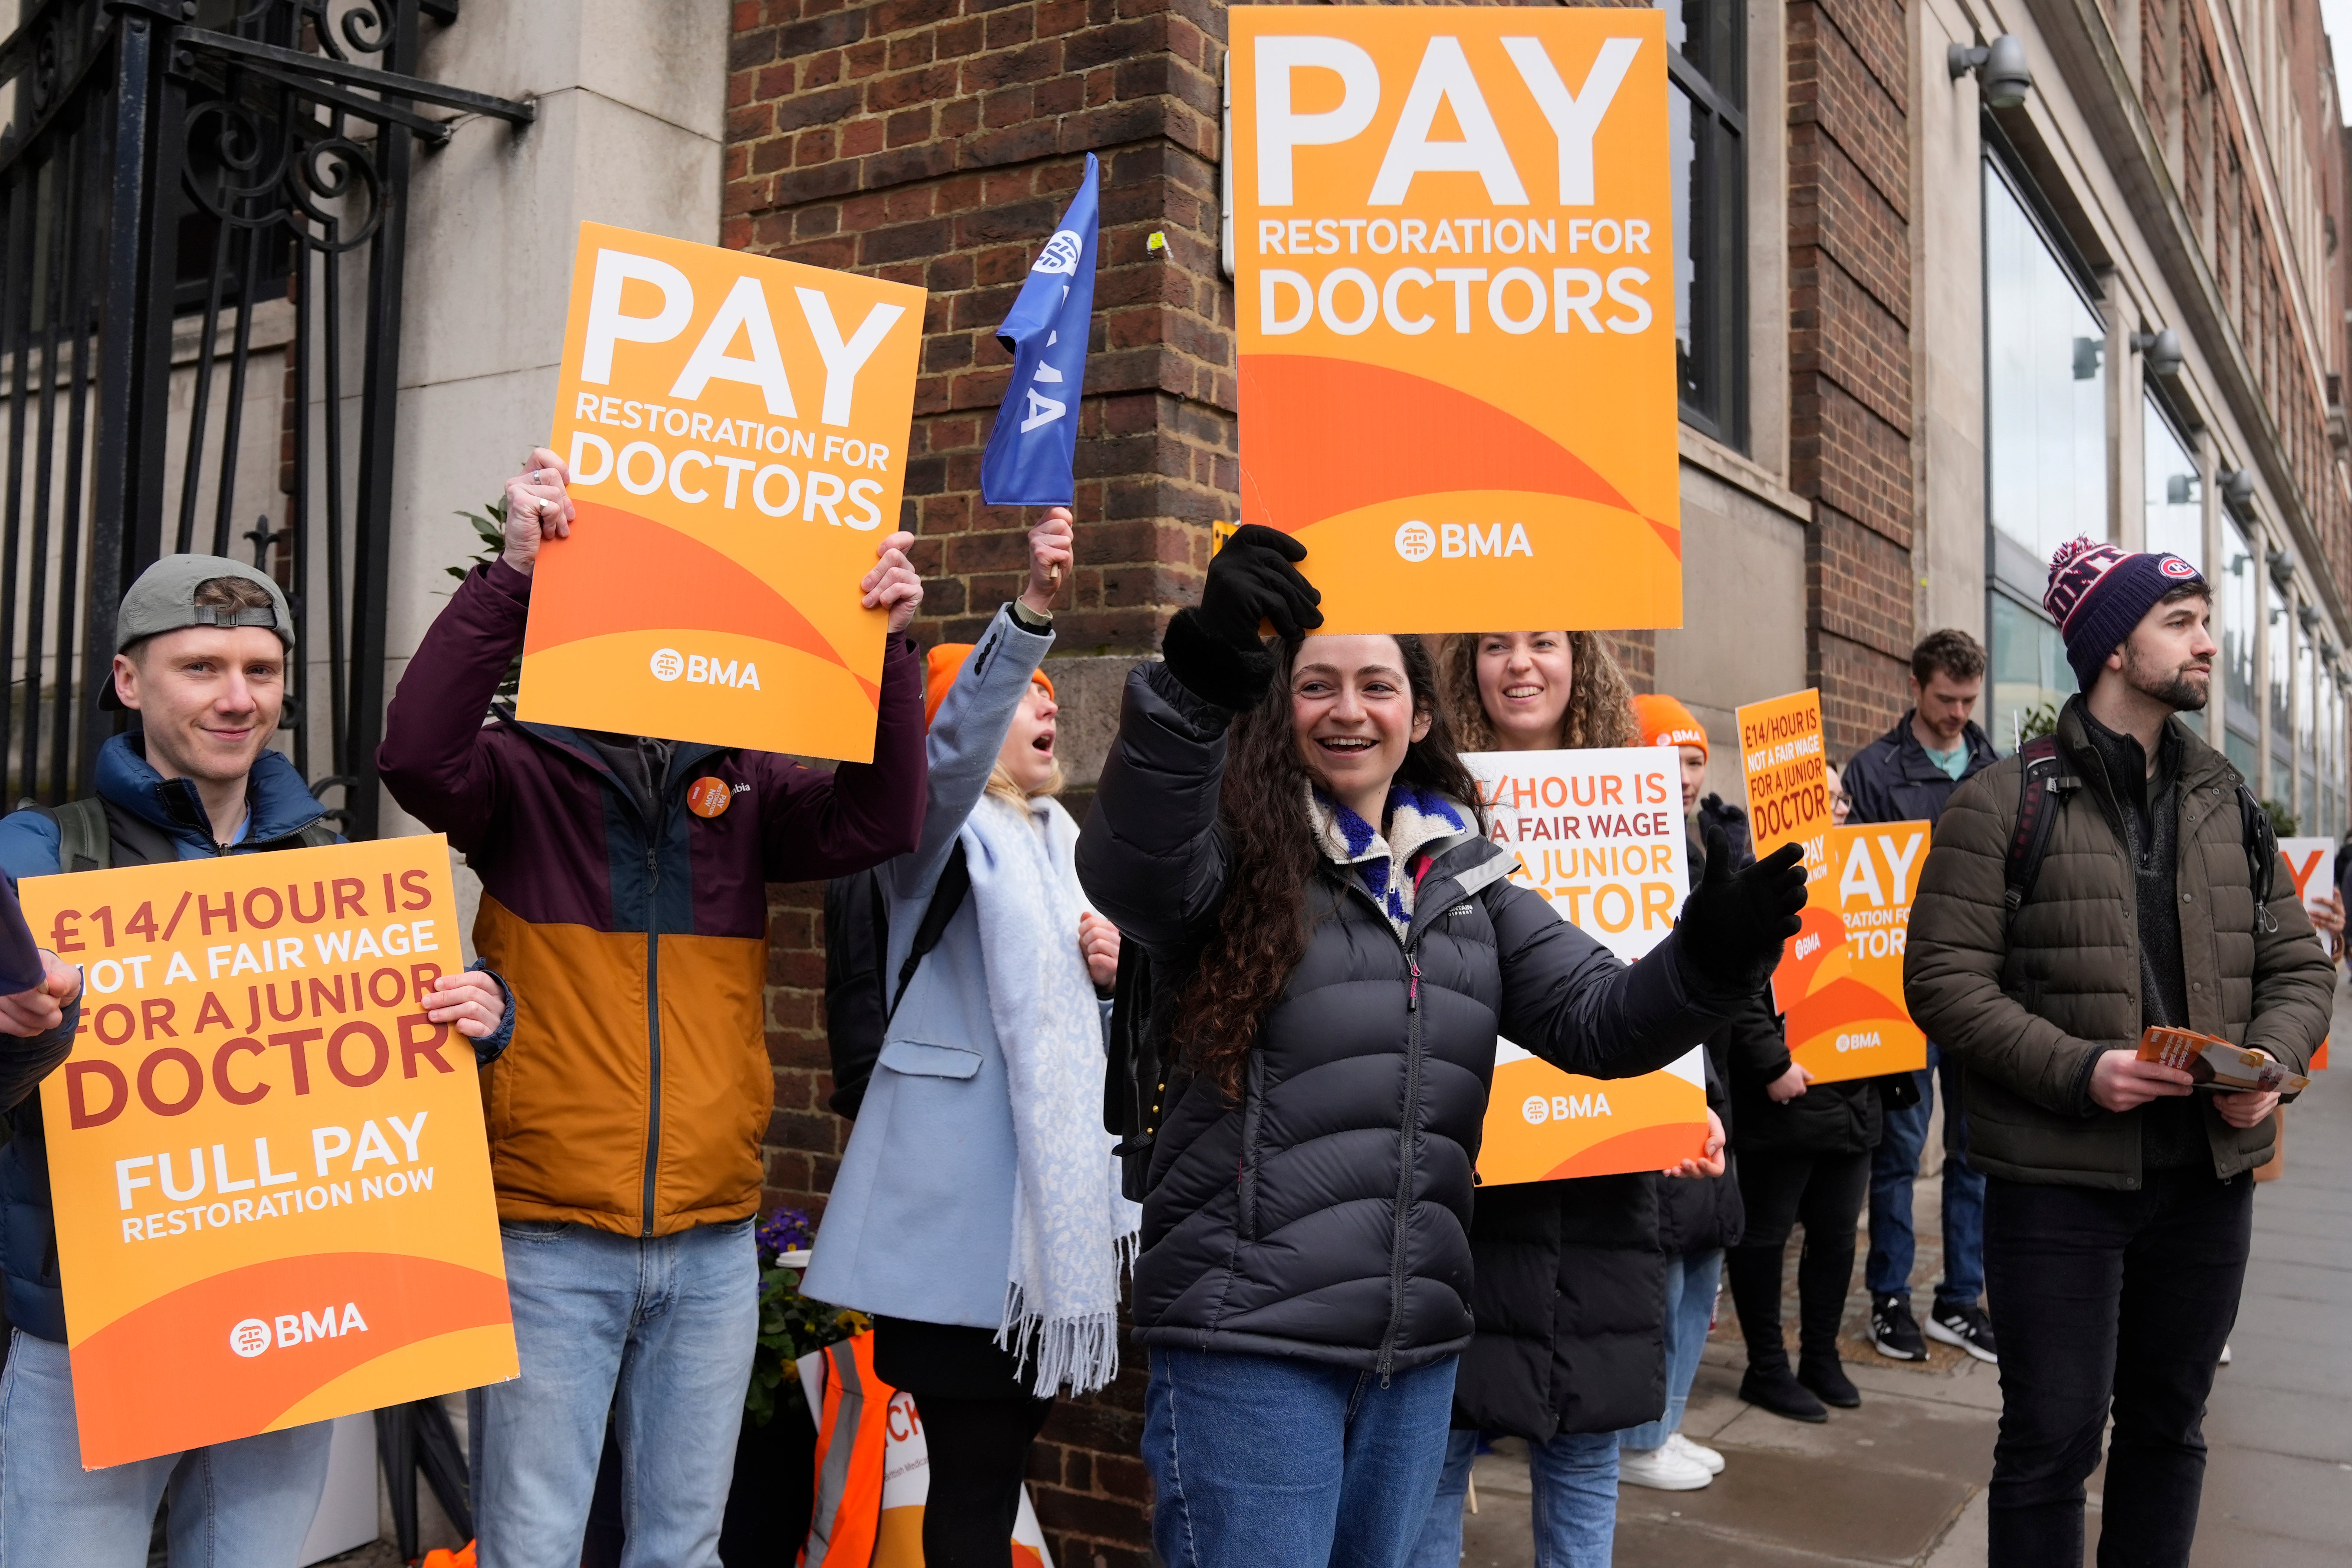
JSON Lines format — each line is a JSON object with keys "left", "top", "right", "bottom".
{"left": 32, "top": 796, "right": 337, "bottom": 871}
{"left": 821, "top": 842, "right": 971, "bottom": 1120}
{"left": 2003, "top": 733, "right": 2277, "bottom": 933}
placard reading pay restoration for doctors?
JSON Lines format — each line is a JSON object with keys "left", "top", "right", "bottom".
{"left": 1229, "top": 7, "right": 1680, "bottom": 635}
{"left": 520, "top": 223, "right": 925, "bottom": 763}
{"left": 1466, "top": 749, "right": 1708, "bottom": 1184}
{"left": 20, "top": 837, "right": 515, "bottom": 1468}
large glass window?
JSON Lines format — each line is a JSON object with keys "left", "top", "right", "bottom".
{"left": 1985, "top": 160, "right": 2108, "bottom": 571}
{"left": 2221, "top": 518, "right": 2259, "bottom": 778}
{"left": 1984, "top": 156, "right": 2106, "bottom": 744}
{"left": 1664, "top": 0, "right": 1745, "bottom": 446}
{"left": 2144, "top": 400, "right": 2201, "bottom": 567}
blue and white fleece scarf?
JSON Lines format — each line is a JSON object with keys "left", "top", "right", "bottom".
{"left": 1308, "top": 784, "right": 1476, "bottom": 937}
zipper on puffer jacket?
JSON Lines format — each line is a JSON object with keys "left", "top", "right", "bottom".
{"left": 1237, "top": 1053, "right": 1265, "bottom": 1240}
{"left": 642, "top": 844, "right": 662, "bottom": 1238}
{"left": 1339, "top": 873, "right": 1431, "bottom": 1388}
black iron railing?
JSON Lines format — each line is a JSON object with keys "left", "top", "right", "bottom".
{"left": 0, "top": 0, "right": 529, "bottom": 836}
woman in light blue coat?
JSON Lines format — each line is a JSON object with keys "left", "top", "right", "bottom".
{"left": 801, "top": 509, "right": 1135, "bottom": 1566}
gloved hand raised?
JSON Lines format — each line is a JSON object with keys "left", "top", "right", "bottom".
{"left": 1676, "top": 830, "right": 1808, "bottom": 996}
{"left": 1161, "top": 524, "right": 1324, "bottom": 709}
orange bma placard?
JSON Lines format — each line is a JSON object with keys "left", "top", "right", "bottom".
{"left": 1465, "top": 750, "right": 1707, "bottom": 1183}
{"left": 1778, "top": 823, "right": 1930, "bottom": 1085}
{"left": 1737, "top": 688, "right": 1830, "bottom": 870}
{"left": 19, "top": 838, "right": 516, "bottom": 1468}
{"left": 1228, "top": 7, "right": 1679, "bottom": 633}
{"left": 519, "top": 223, "right": 925, "bottom": 763}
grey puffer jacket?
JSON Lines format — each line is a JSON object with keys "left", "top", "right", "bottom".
{"left": 1905, "top": 700, "right": 2333, "bottom": 1187}
{"left": 1076, "top": 662, "right": 1738, "bottom": 1374}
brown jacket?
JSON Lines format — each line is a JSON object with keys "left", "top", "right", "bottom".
{"left": 1904, "top": 704, "right": 2332, "bottom": 1188}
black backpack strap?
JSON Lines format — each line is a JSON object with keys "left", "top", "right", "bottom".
{"left": 2002, "top": 736, "right": 2069, "bottom": 926}
{"left": 2235, "top": 784, "right": 2280, "bottom": 933}
{"left": 885, "top": 839, "right": 972, "bottom": 1023}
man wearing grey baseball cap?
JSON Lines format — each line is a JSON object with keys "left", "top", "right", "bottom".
{"left": 0, "top": 554, "right": 517, "bottom": 1565}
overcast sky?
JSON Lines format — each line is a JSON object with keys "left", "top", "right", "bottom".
{"left": 2329, "top": 0, "right": 2352, "bottom": 120}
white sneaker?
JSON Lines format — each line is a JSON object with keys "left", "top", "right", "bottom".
{"left": 2219, "top": 1342, "right": 2233, "bottom": 1366}
{"left": 1619, "top": 1442, "right": 1713, "bottom": 1491}
{"left": 1667, "top": 1431, "right": 1725, "bottom": 1475}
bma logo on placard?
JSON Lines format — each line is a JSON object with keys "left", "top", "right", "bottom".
{"left": 650, "top": 648, "right": 762, "bottom": 690}
{"left": 1521, "top": 1090, "right": 1613, "bottom": 1124}
{"left": 1395, "top": 519, "right": 1535, "bottom": 561}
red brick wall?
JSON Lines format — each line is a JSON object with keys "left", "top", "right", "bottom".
{"left": 726, "top": 0, "right": 1225, "bottom": 1552}
{"left": 1789, "top": 0, "right": 1914, "bottom": 759}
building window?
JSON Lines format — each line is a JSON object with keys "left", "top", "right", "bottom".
{"left": 2221, "top": 517, "right": 2260, "bottom": 779}
{"left": 1664, "top": 0, "right": 1745, "bottom": 447}
{"left": 1984, "top": 155, "right": 2108, "bottom": 744}
{"left": 2144, "top": 400, "right": 2201, "bottom": 569}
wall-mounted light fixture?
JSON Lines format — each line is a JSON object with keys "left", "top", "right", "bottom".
{"left": 2221, "top": 467, "right": 2257, "bottom": 509}
{"left": 2268, "top": 546, "right": 2297, "bottom": 593}
{"left": 2131, "top": 328, "right": 2184, "bottom": 378}
{"left": 1949, "top": 36, "right": 2033, "bottom": 109}
{"left": 2300, "top": 603, "right": 2322, "bottom": 634}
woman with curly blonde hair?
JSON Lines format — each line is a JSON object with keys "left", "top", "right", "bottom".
{"left": 1440, "top": 631, "right": 1642, "bottom": 753}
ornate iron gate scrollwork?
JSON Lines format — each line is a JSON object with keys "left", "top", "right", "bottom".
{"left": 0, "top": 0, "right": 528, "bottom": 837}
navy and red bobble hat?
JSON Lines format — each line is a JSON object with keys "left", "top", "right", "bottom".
{"left": 2043, "top": 535, "right": 2208, "bottom": 691}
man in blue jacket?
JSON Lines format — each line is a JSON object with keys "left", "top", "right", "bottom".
{"left": 0, "top": 554, "right": 513, "bottom": 1567}
{"left": 1842, "top": 629, "right": 2001, "bottom": 1365}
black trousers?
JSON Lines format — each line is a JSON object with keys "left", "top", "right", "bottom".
{"left": 1981, "top": 1170, "right": 2252, "bottom": 1568}
{"left": 874, "top": 1316, "right": 1055, "bottom": 1568}
{"left": 1726, "top": 1147, "right": 1870, "bottom": 1371}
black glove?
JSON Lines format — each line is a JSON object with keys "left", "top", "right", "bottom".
{"left": 1161, "top": 524, "right": 1324, "bottom": 709}
{"left": 1677, "top": 829, "right": 1807, "bottom": 996}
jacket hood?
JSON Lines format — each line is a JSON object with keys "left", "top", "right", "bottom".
{"left": 94, "top": 732, "right": 327, "bottom": 851}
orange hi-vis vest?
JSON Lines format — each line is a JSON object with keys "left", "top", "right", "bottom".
{"left": 802, "top": 1332, "right": 892, "bottom": 1568}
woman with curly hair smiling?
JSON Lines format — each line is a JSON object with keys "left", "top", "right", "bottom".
{"left": 1074, "top": 528, "right": 1807, "bottom": 1566}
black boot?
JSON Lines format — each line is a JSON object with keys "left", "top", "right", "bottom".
{"left": 1796, "top": 1242, "right": 1860, "bottom": 1408}
{"left": 1727, "top": 1244, "right": 1827, "bottom": 1423}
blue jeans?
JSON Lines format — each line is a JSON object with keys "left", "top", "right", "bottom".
{"left": 0, "top": 1329, "right": 331, "bottom": 1566}
{"left": 469, "top": 1218, "right": 758, "bottom": 1568}
{"left": 1867, "top": 1044, "right": 1986, "bottom": 1309}
{"left": 1408, "top": 1426, "right": 1620, "bottom": 1568}
{"left": 1619, "top": 1247, "right": 1723, "bottom": 1452}
{"left": 1143, "top": 1347, "right": 1458, "bottom": 1568}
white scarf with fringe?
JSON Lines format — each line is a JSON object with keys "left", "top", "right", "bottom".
{"left": 964, "top": 789, "right": 1141, "bottom": 1397}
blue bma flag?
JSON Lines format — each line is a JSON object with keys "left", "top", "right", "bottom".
{"left": 979, "top": 153, "right": 1099, "bottom": 506}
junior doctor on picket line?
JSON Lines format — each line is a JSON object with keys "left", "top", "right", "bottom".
{"left": 0, "top": 553, "right": 513, "bottom": 1567}
{"left": 378, "top": 450, "right": 929, "bottom": 1568}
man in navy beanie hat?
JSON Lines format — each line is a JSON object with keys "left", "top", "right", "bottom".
{"left": 1900, "top": 536, "right": 2332, "bottom": 1566}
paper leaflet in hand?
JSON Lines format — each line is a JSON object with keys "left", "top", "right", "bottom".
{"left": 2136, "top": 1027, "right": 2310, "bottom": 1095}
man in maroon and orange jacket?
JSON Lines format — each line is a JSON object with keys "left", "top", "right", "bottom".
{"left": 378, "top": 449, "right": 927, "bottom": 1568}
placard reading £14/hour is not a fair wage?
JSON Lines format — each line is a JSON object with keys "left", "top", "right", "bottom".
{"left": 19, "top": 838, "right": 515, "bottom": 1468}
{"left": 1466, "top": 749, "right": 1708, "bottom": 1184}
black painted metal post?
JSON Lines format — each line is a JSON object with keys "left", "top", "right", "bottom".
{"left": 341, "top": 0, "right": 418, "bottom": 841}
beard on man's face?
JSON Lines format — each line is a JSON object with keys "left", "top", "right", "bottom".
{"left": 2122, "top": 641, "right": 2211, "bottom": 712}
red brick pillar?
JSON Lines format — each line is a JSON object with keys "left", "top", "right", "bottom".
{"left": 1789, "top": 0, "right": 1916, "bottom": 757}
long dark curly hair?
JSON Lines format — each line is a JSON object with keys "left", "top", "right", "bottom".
{"left": 1172, "top": 633, "right": 1486, "bottom": 1101}
{"left": 1439, "top": 631, "right": 1640, "bottom": 752}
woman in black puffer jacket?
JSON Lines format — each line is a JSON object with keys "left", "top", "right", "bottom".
{"left": 1074, "top": 529, "right": 1808, "bottom": 1567}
